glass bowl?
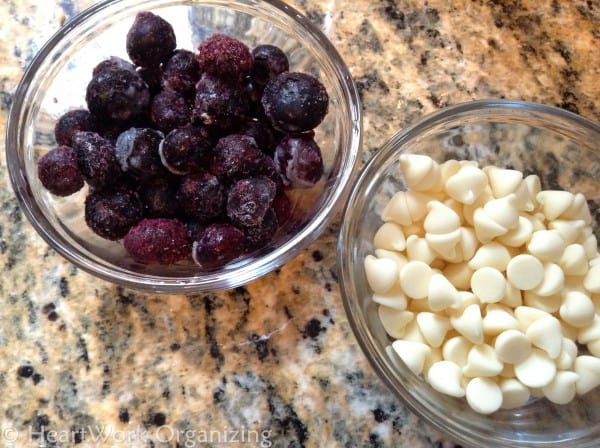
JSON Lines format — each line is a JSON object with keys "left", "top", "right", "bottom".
{"left": 6, "top": 0, "right": 361, "bottom": 293}
{"left": 338, "top": 100, "right": 600, "bottom": 447}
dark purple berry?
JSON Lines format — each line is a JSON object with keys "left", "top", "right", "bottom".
{"left": 138, "top": 66, "right": 163, "bottom": 95}
{"left": 192, "top": 223, "right": 246, "bottom": 270}
{"left": 115, "top": 127, "right": 165, "bottom": 178}
{"left": 184, "top": 220, "right": 206, "bottom": 242}
{"left": 251, "top": 44, "right": 289, "bottom": 86}
{"left": 197, "top": 34, "right": 253, "bottom": 81}
{"left": 274, "top": 134, "right": 324, "bottom": 188}
{"left": 273, "top": 190, "right": 293, "bottom": 225}
{"left": 177, "top": 172, "right": 226, "bottom": 221}
{"left": 193, "top": 74, "right": 249, "bottom": 128}
{"left": 140, "top": 176, "right": 179, "bottom": 217}
{"left": 159, "top": 125, "right": 212, "bottom": 175}
{"left": 210, "top": 134, "right": 276, "bottom": 183}
{"left": 84, "top": 188, "right": 143, "bottom": 240}
{"left": 244, "top": 208, "right": 278, "bottom": 249}
{"left": 93, "top": 57, "right": 137, "bottom": 77}
{"left": 150, "top": 90, "right": 192, "bottom": 132}
{"left": 54, "top": 109, "right": 97, "bottom": 146}
{"left": 124, "top": 218, "right": 189, "bottom": 264}
{"left": 86, "top": 66, "right": 150, "bottom": 123}
{"left": 226, "top": 177, "right": 277, "bottom": 228}
{"left": 236, "top": 120, "right": 278, "bottom": 155}
{"left": 161, "top": 49, "right": 200, "bottom": 96}
{"left": 37, "top": 146, "right": 84, "bottom": 196}
{"left": 72, "top": 131, "right": 120, "bottom": 189}
{"left": 262, "top": 72, "right": 329, "bottom": 133}
{"left": 126, "top": 11, "right": 176, "bottom": 68}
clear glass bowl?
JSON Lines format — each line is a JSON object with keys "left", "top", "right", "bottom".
{"left": 6, "top": 0, "right": 361, "bottom": 293}
{"left": 338, "top": 100, "right": 600, "bottom": 447}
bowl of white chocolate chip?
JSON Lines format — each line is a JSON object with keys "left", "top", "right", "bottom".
{"left": 337, "top": 99, "right": 600, "bottom": 447}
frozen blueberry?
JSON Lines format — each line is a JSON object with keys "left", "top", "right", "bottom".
{"left": 197, "top": 34, "right": 253, "bottom": 81}
{"left": 161, "top": 49, "right": 200, "bottom": 96}
{"left": 192, "top": 223, "right": 246, "bottom": 270}
{"left": 138, "top": 66, "right": 163, "bottom": 95}
{"left": 72, "top": 131, "right": 121, "bottom": 189}
{"left": 226, "top": 177, "right": 277, "bottom": 228}
{"left": 261, "top": 72, "right": 329, "bottom": 133}
{"left": 236, "top": 120, "right": 278, "bottom": 156}
{"left": 139, "top": 176, "right": 179, "bottom": 217}
{"left": 54, "top": 109, "right": 97, "bottom": 146}
{"left": 193, "top": 74, "right": 249, "bottom": 129}
{"left": 86, "top": 66, "right": 151, "bottom": 123}
{"left": 150, "top": 90, "right": 192, "bottom": 132}
{"left": 124, "top": 218, "right": 190, "bottom": 264}
{"left": 93, "top": 57, "right": 137, "bottom": 77}
{"left": 126, "top": 11, "right": 176, "bottom": 68}
{"left": 159, "top": 125, "right": 212, "bottom": 175}
{"left": 177, "top": 172, "right": 226, "bottom": 221}
{"left": 184, "top": 220, "right": 206, "bottom": 242}
{"left": 244, "top": 208, "right": 278, "bottom": 249}
{"left": 251, "top": 44, "right": 289, "bottom": 86}
{"left": 115, "top": 127, "right": 165, "bottom": 178}
{"left": 84, "top": 188, "right": 143, "bottom": 240}
{"left": 210, "top": 134, "right": 277, "bottom": 183}
{"left": 37, "top": 146, "right": 84, "bottom": 196}
{"left": 274, "top": 134, "right": 324, "bottom": 188}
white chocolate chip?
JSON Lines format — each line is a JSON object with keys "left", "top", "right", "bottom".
{"left": 445, "top": 165, "right": 488, "bottom": 205}
{"left": 483, "top": 304, "right": 520, "bottom": 335}
{"left": 484, "top": 166, "right": 523, "bottom": 199}
{"left": 364, "top": 254, "right": 399, "bottom": 293}
{"left": 428, "top": 273, "right": 461, "bottom": 311}
{"left": 468, "top": 242, "right": 511, "bottom": 271}
{"left": 536, "top": 190, "right": 574, "bottom": 221}
{"left": 442, "top": 336, "right": 472, "bottom": 367}
{"left": 458, "top": 227, "right": 479, "bottom": 262}
{"left": 533, "top": 263, "right": 565, "bottom": 297}
{"left": 377, "top": 306, "right": 414, "bottom": 339}
{"left": 582, "top": 234, "right": 598, "bottom": 260}
{"left": 574, "top": 355, "right": 600, "bottom": 395}
{"left": 465, "top": 377, "right": 502, "bottom": 414}
{"left": 373, "top": 222, "right": 406, "bottom": 252}
{"left": 440, "top": 159, "right": 461, "bottom": 184}
{"left": 463, "top": 344, "right": 504, "bottom": 377}
{"left": 496, "top": 215, "right": 534, "bottom": 247}
{"left": 372, "top": 283, "right": 408, "bottom": 310}
{"left": 483, "top": 194, "right": 520, "bottom": 230}
{"left": 424, "top": 201, "right": 461, "bottom": 234}
{"left": 560, "top": 291, "right": 595, "bottom": 328}
{"left": 425, "top": 229, "right": 462, "bottom": 261}
{"left": 542, "top": 371, "right": 579, "bottom": 405}
{"left": 401, "top": 319, "right": 426, "bottom": 344}
{"left": 392, "top": 339, "right": 432, "bottom": 375}
{"left": 450, "top": 303, "right": 484, "bottom": 344}
{"left": 562, "top": 193, "right": 592, "bottom": 224}
{"left": 524, "top": 174, "right": 542, "bottom": 198}
{"left": 400, "top": 261, "right": 433, "bottom": 299}
{"left": 515, "top": 348, "right": 557, "bottom": 388}
{"left": 506, "top": 254, "right": 544, "bottom": 291}
{"left": 560, "top": 244, "right": 589, "bottom": 276}
{"left": 527, "top": 230, "right": 566, "bottom": 263}
{"left": 500, "top": 282, "right": 523, "bottom": 308}
{"left": 374, "top": 248, "right": 408, "bottom": 271}
{"left": 588, "top": 339, "right": 600, "bottom": 358}
{"left": 405, "top": 235, "right": 437, "bottom": 265}
{"left": 494, "top": 329, "right": 531, "bottom": 364}
{"left": 442, "top": 262, "right": 473, "bottom": 290}
{"left": 549, "top": 219, "right": 586, "bottom": 245}
{"left": 427, "top": 360, "right": 465, "bottom": 397}
{"left": 525, "top": 315, "right": 563, "bottom": 359}
{"left": 471, "top": 267, "right": 506, "bottom": 303}
{"left": 523, "top": 291, "right": 561, "bottom": 313}
{"left": 584, "top": 265, "right": 600, "bottom": 294}
{"left": 404, "top": 191, "right": 436, "bottom": 222}
{"left": 473, "top": 207, "right": 508, "bottom": 243}
{"left": 557, "top": 337, "right": 578, "bottom": 370}
{"left": 416, "top": 312, "right": 451, "bottom": 348}
{"left": 399, "top": 154, "right": 442, "bottom": 192}
{"left": 514, "top": 306, "right": 550, "bottom": 331}
{"left": 381, "top": 191, "right": 412, "bottom": 226}
{"left": 578, "top": 315, "right": 600, "bottom": 344}
{"left": 500, "top": 378, "right": 531, "bottom": 409}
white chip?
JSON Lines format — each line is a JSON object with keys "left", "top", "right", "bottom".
{"left": 471, "top": 267, "right": 506, "bottom": 303}
{"left": 506, "top": 254, "right": 544, "bottom": 290}
{"left": 465, "top": 377, "right": 503, "bottom": 414}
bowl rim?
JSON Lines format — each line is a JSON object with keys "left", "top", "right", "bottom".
{"left": 6, "top": 0, "right": 362, "bottom": 293}
{"left": 337, "top": 99, "right": 600, "bottom": 447}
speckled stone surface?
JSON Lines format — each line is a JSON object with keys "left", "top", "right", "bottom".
{"left": 0, "top": 1, "right": 599, "bottom": 447}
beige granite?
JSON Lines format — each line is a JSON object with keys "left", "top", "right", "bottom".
{"left": 0, "top": 0, "right": 598, "bottom": 447}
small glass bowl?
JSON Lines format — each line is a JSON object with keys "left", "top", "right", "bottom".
{"left": 338, "top": 100, "right": 600, "bottom": 447}
{"left": 6, "top": 0, "right": 361, "bottom": 293}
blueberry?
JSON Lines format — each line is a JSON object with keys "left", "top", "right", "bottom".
{"left": 138, "top": 66, "right": 163, "bottom": 95}
{"left": 54, "top": 109, "right": 97, "bottom": 146}
{"left": 84, "top": 188, "right": 143, "bottom": 240}
{"left": 159, "top": 125, "right": 212, "bottom": 175}
{"left": 192, "top": 223, "right": 246, "bottom": 270}
{"left": 86, "top": 66, "right": 151, "bottom": 123}
{"left": 93, "top": 57, "right": 137, "bottom": 77}
{"left": 115, "top": 127, "right": 165, "bottom": 178}
{"left": 197, "top": 34, "right": 253, "bottom": 82}
{"left": 37, "top": 146, "right": 84, "bottom": 196}
{"left": 236, "top": 119, "right": 279, "bottom": 156}
{"left": 124, "top": 218, "right": 190, "bottom": 264}
{"left": 150, "top": 90, "right": 192, "bottom": 132}
{"left": 226, "top": 177, "right": 277, "bottom": 228}
{"left": 261, "top": 72, "right": 329, "bottom": 133}
{"left": 139, "top": 176, "right": 179, "bottom": 218}
{"left": 251, "top": 44, "right": 289, "bottom": 86}
{"left": 126, "top": 11, "right": 176, "bottom": 68}
{"left": 176, "top": 172, "right": 226, "bottom": 221}
{"left": 71, "top": 131, "right": 121, "bottom": 189}
{"left": 274, "top": 134, "right": 324, "bottom": 188}
{"left": 244, "top": 208, "right": 278, "bottom": 249}
{"left": 193, "top": 74, "right": 249, "bottom": 129}
{"left": 161, "top": 49, "right": 200, "bottom": 96}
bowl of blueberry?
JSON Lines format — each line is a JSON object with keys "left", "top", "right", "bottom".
{"left": 6, "top": 0, "right": 361, "bottom": 292}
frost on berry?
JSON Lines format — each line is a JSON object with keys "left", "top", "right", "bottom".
{"left": 226, "top": 177, "right": 277, "bottom": 228}
{"left": 124, "top": 218, "right": 190, "bottom": 264}
{"left": 115, "top": 127, "right": 166, "bottom": 178}
{"left": 192, "top": 223, "right": 246, "bottom": 270}
{"left": 54, "top": 109, "right": 97, "bottom": 146}
{"left": 197, "top": 34, "right": 253, "bottom": 81}
{"left": 84, "top": 188, "right": 143, "bottom": 240}
{"left": 126, "top": 11, "right": 176, "bottom": 68}
{"left": 72, "top": 131, "right": 121, "bottom": 189}
{"left": 37, "top": 146, "right": 84, "bottom": 196}
{"left": 274, "top": 134, "right": 324, "bottom": 188}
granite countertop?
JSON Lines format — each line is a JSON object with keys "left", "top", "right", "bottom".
{"left": 0, "top": 0, "right": 599, "bottom": 447}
